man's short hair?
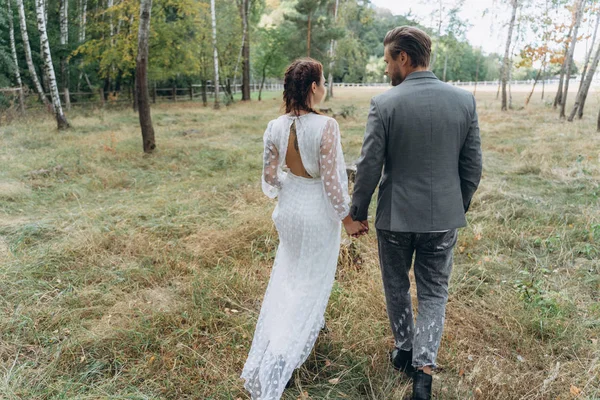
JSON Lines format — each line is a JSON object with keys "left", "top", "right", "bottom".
{"left": 384, "top": 26, "right": 432, "bottom": 68}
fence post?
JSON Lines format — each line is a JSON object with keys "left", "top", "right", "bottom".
{"left": 189, "top": 84, "right": 193, "bottom": 101}
{"left": 172, "top": 86, "right": 177, "bottom": 102}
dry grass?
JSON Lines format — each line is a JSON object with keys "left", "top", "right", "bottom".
{"left": 0, "top": 88, "right": 598, "bottom": 399}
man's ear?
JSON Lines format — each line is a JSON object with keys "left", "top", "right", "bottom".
{"left": 400, "top": 51, "right": 408, "bottom": 67}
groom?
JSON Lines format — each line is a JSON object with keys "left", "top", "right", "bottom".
{"left": 350, "top": 27, "right": 482, "bottom": 400}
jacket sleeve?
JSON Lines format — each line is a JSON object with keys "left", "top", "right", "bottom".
{"left": 459, "top": 95, "right": 482, "bottom": 212}
{"left": 351, "top": 98, "right": 386, "bottom": 221}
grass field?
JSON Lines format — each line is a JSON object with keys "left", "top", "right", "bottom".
{"left": 0, "top": 87, "right": 599, "bottom": 399}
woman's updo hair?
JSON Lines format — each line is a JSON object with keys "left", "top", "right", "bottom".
{"left": 283, "top": 58, "right": 323, "bottom": 115}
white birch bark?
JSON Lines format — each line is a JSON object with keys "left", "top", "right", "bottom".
{"left": 560, "top": 0, "right": 585, "bottom": 119}
{"left": 326, "top": 0, "right": 339, "bottom": 100}
{"left": 569, "top": 34, "right": 600, "bottom": 120}
{"left": 136, "top": 0, "right": 155, "bottom": 153}
{"left": 211, "top": 0, "right": 220, "bottom": 109}
{"left": 36, "top": 0, "right": 70, "bottom": 129}
{"left": 501, "top": 0, "right": 518, "bottom": 111}
{"left": 60, "top": 0, "right": 71, "bottom": 109}
{"left": 16, "top": 0, "right": 51, "bottom": 110}
{"left": 7, "top": 0, "right": 25, "bottom": 112}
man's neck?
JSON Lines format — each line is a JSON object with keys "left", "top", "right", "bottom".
{"left": 408, "top": 66, "right": 429, "bottom": 75}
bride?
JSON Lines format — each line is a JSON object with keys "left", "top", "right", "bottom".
{"left": 241, "top": 58, "right": 367, "bottom": 399}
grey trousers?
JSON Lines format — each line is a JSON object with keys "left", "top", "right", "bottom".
{"left": 376, "top": 229, "right": 458, "bottom": 368}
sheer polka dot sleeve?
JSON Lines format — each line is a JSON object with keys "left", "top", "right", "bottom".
{"left": 320, "top": 118, "right": 350, "bottom": 220}
{"left": 262, "top": 121, "right": 282, "bottom": 198}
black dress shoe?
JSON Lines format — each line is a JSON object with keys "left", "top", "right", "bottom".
{"left": 412, "top": 370, "right": 433, "bottom": 400}
{"left": 390, "top": 348, "right": 416, "bottom": 377}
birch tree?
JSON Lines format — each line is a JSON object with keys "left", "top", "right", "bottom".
{"left": 502, "top": 0, "right": 518, "bottom": 111}
{"left": 16, "top": 0, "right": 51, "bottom": 110}
{"left": 325, "top": 0, "right": 339, "bottom": 100}
{"left": 7, "top": 0, "right": 25, "bottom": 112}
{"left": 560, "top": 0, "right": 585, "bottom": 119}
{"left": 428, "top": 0, "right": 464, "bottom": 74}
{"left": 569, "top": 32, "right": 600, "bottom": 120}
{"left": 35, "top": 0, "right": 69, "bottom": 129}
{"left": 136, "top": 0, "right": 155, "bottom": 153}
{"left": 77, "top": 0, "right": 91, "bottom": 91}
{"left": 60, "top": 0, "right": 70, "bottom": 109}
{"left": 211, "top": 0, "right": 220, "bottom": 109}
{"left": 236, "top": 0, "right": 250, "bottom": 101}
{"left": 576, "top": 9, "right": 599, "bottom": 95}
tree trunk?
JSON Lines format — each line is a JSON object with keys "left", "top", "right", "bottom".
{"left": 239, "top": 0, "right": 250, "bottom": 101}
{"left": 133, "top": 81, "right": 138, "bottom": 112}
{"left": 554, "top": 23, "right": 574, "bottom": 108}
{"left": 136, "top": 0, "right": 155, "bottom": 153}
{"left": 508, "top": 59, "right": 513, "bottom": 109}
{"left": 60, "top": 0, "right": 71, "bottom": 110}
{"left": 79, "top": 0, "right": 87, "bottom": 42}
{"left": 542, "top": 53, "right": 547, "bottom": 100}
{"left": 326, "top": 0, "right": 339, "bottom": 101}
{"left": 8, "top": 0, "right": 25, "bottom": 113}
{"left": 525, "top": 67, "right": 542, "bottom": 107}
{"left": 259, "top": 75, "right": 266, "bottom": 101}
{"left": 103, "top": 77, "right": 110, "bottom": 100}
{"left": 307, "top": 13, "right": 312, "bottom": 57}
{"left": 36, "top": 0, "right": 69, "bottom": 129}
{"left": 474, "top": 49, "right": 480, "bottom": 96}
{"left": 570, "top": 39, "right": 600, "bottom": 120}
{"left": 577, "top": 11, "right": 599, "bottom": 94}
{"left": 501, "top": 0, "right": 518, "bottom": 111}
{"left": 224, "top": 78, "right": 234, "bottom": 103}
{"left": 84, "top": 73, "right": 93, "bottom": 91}
{"left": 259, "top": 59, "right": 269, "bottom": 101}
{"left": 108, "top": 0, "right": 114, "bottom": 39}
{"left": 16, "top": 0, "right": 52, "bottom": 111}
{"left": 431, "top": 1, "right": 442, "bottom": 71}
{"left": 560, "top": 0, "right": 585, "bottom": 119}
{"left": 443, "top": 52, "right": 448, "bottom": 81}
{"left": 201, "top": 80, "right": 208, "bottom": 107}
{"left": 210, "top": 0, "right": 220, "bottom": 109}
{"left": 77, "top": 0, "right": 90, "bottom": 91}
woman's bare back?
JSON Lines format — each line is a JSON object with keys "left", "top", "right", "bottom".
{"left": 285, "top": 120, "right": 312, "bottom": 178}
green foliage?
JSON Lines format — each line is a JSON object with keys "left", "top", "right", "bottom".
{"left": 1, "top": 0, "right": 529, "bottom": 103}
{"left": 252, "top": 24, "right": 289, "bottom": 83}
{"left": 73, "top": 0, "right": 214, "bottom": 84}
{"left": 283, "top": 0, "right": 338, "bottom": 60}
{"left": 0, "top": 1, "right": 15, "bottom": 88}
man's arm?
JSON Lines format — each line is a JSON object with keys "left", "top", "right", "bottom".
{"left": 459, "top": 95, "right": 482, "bottom": 213}
{"left": 351, "top": 98, "right": 386, "bottom": 222}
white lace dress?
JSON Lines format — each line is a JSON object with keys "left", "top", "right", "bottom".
{"left": 241, "top": 113, "right": 351, "bottom": 399}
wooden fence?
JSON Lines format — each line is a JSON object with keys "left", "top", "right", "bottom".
{"left": 1, "top": 77, "right": 593, "bottom": 112}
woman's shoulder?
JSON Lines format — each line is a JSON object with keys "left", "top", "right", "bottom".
{"left": 272, "top": 113, "right": 337, "bottom": 130}
{"left": 305, "top": 113, "right": 337, "bottom": 129}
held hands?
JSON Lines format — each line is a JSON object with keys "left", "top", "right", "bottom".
{"left": 343, "top": 216, "right": 369, "bottom": 238}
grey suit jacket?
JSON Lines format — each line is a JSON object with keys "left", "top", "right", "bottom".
{"left": 350, "top": 71, "right": 482, "bottom": 232}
